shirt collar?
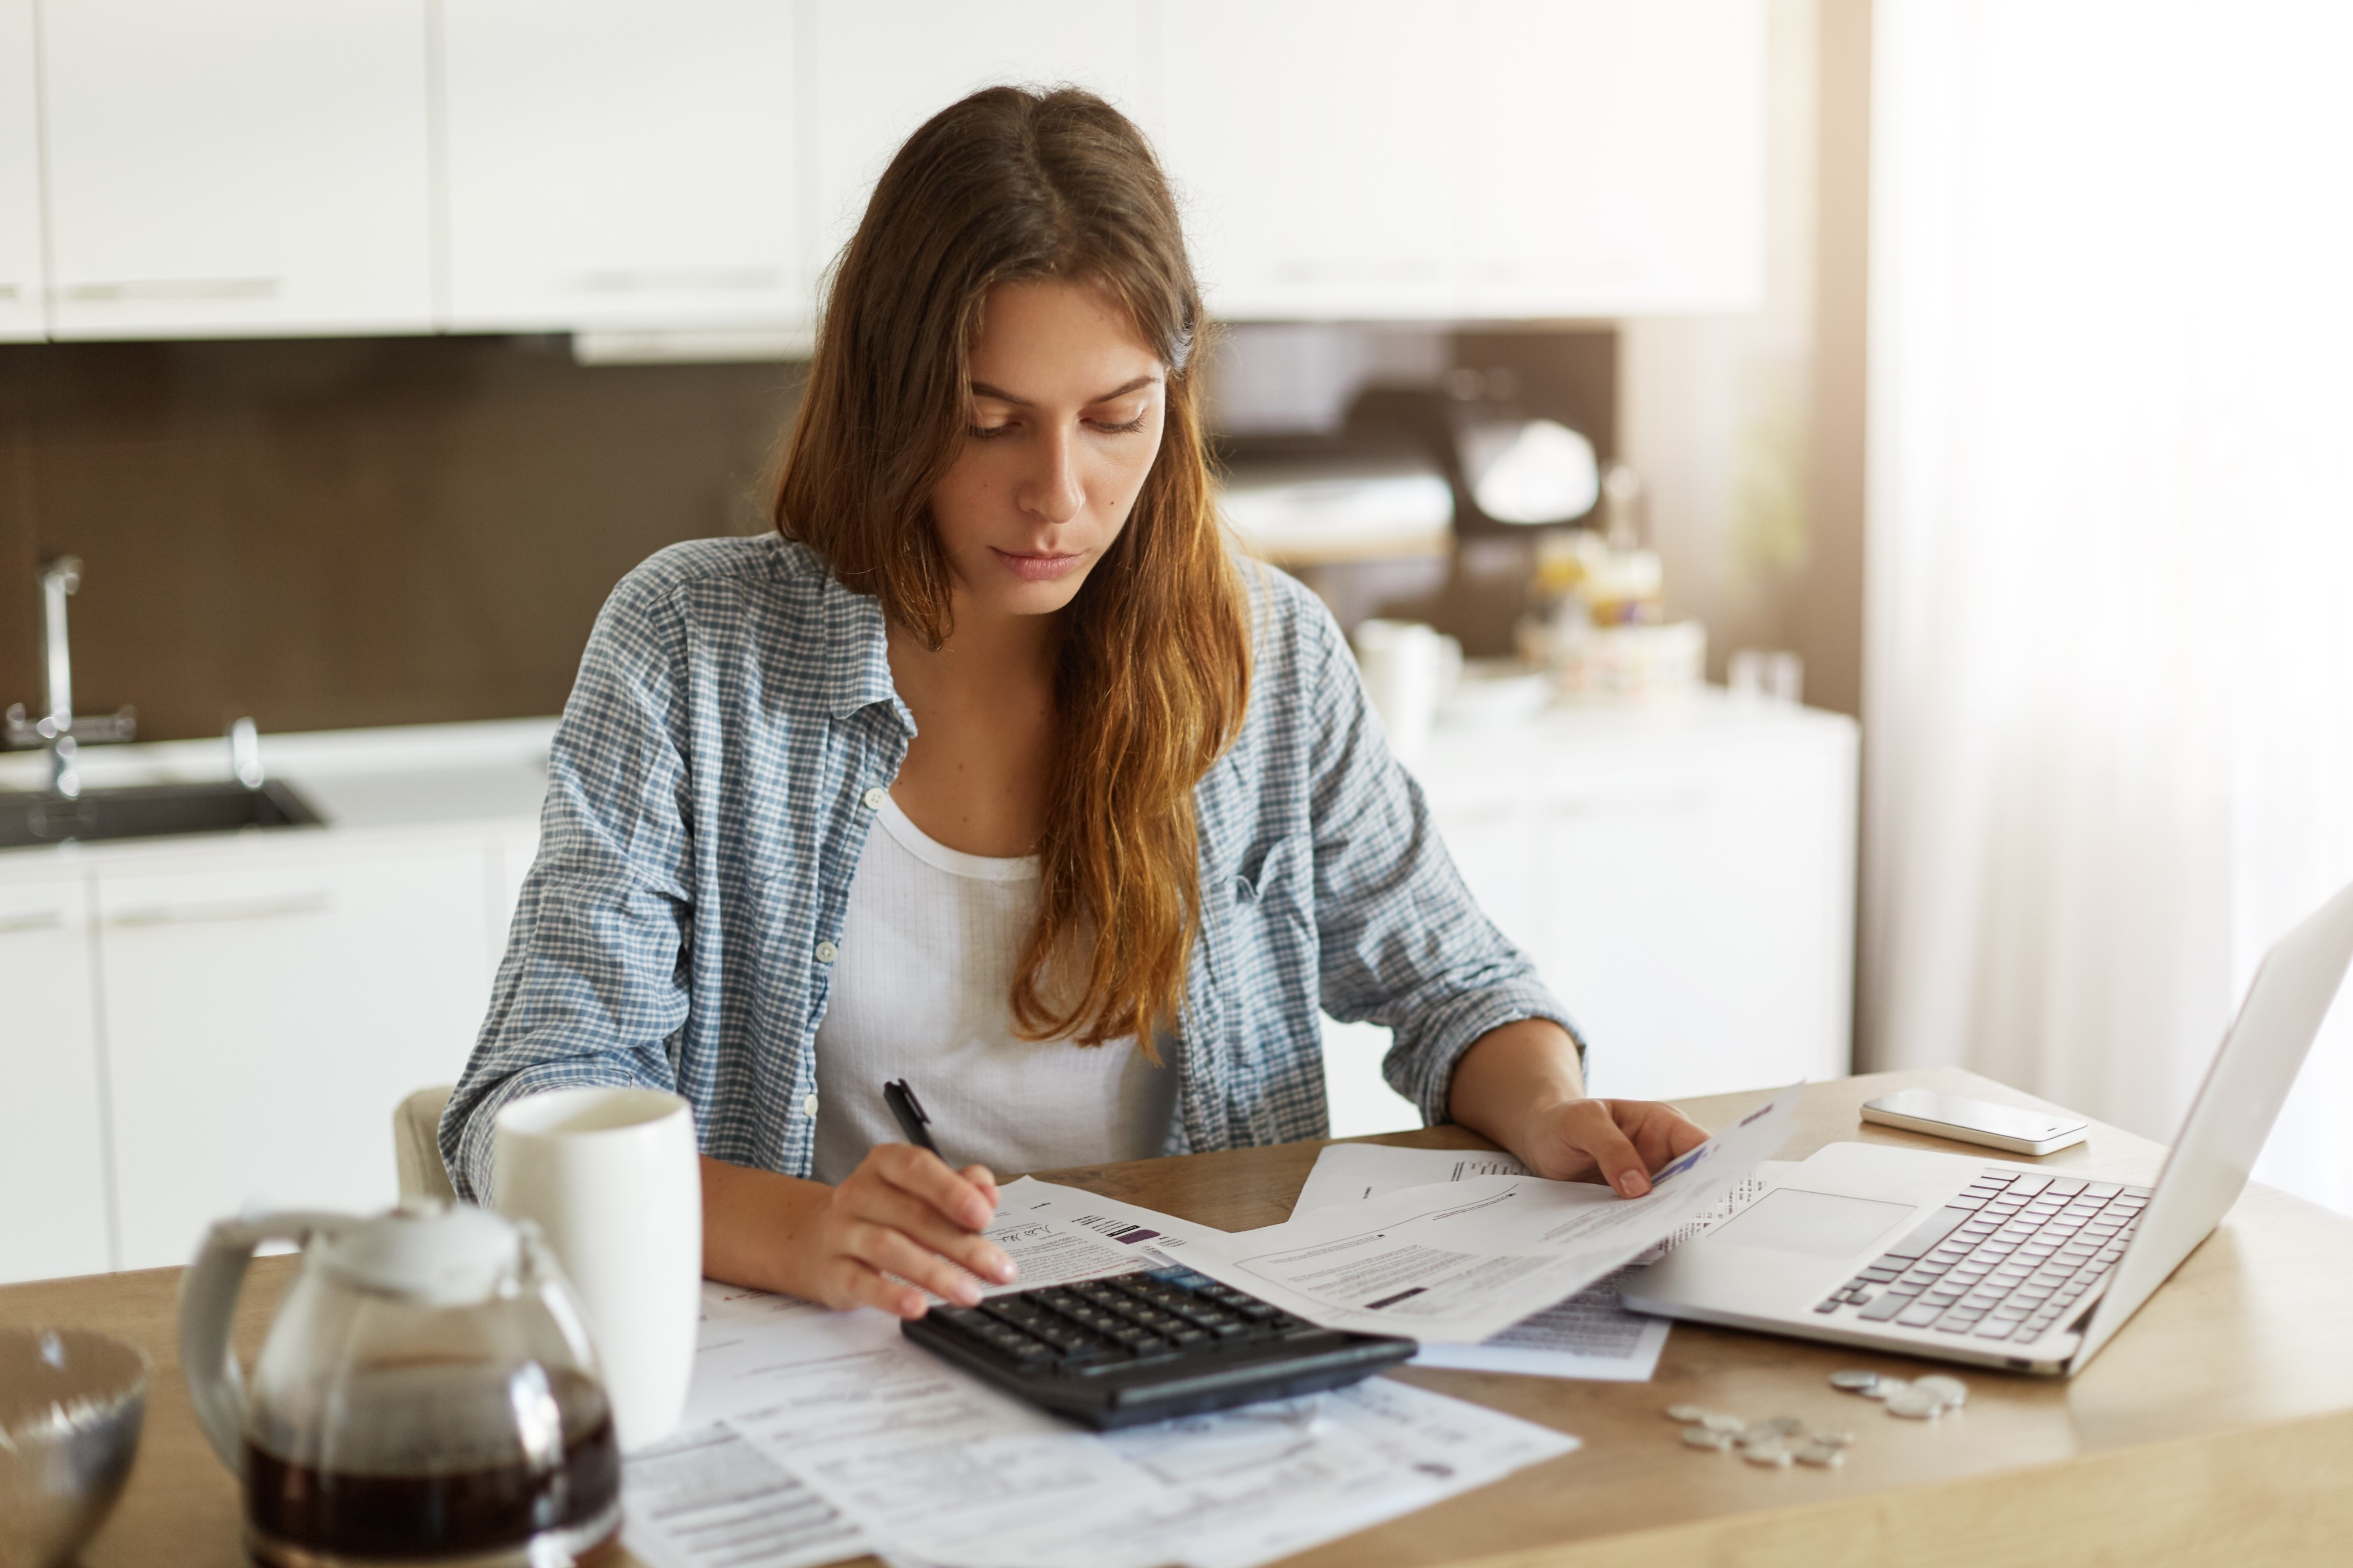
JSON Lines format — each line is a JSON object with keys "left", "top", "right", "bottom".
{"left": 813, "top": 555, "right": 911, "bottom": 730}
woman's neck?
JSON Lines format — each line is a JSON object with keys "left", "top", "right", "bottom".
{"left": 884, "top": 596, "right": 1061, "bottom": 858}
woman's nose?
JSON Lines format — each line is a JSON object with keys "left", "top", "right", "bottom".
{"left": 1019, "top": 426, "right": 1086, "bottom": 525}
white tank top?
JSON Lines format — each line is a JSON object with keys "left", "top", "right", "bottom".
{"left": 810, "top": 795, "right": 1178, "bottom": 1184}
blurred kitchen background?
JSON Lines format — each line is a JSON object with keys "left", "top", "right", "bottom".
{"left": 5, "top": 2, "right": 2350, "bottom": 1282}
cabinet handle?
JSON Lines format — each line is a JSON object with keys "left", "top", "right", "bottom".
{"left": 105, "top": 891, "right": 333, "bottom": 928}
{"left": 0, "top": 909, "right": 66, "bottom": 937}
{"left": 58, "top": 278, "right": 280, "bottom": 302}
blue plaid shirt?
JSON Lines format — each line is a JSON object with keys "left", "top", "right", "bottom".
{"left": 441, "top": 536, "right": 1574, "bottom": 1200}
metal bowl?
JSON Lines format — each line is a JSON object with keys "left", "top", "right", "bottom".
{"left": 0, "top": 1327, "right": 150, "bottom": 1568}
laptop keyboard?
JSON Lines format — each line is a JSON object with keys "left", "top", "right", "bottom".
{"left": 1811, "top": 1168, "right": 2153, "bottom": 1342}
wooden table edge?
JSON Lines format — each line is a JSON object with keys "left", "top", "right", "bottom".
{"left": 1444, "top": 1405, "right": 2353, "bottom": 1568}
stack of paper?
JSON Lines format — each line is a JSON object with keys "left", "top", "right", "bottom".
{"left": 1177, "top": 1087, "right": 1800, "bottom": 1346}
{"left": 623, "top": 1088, "right": 1799, "bottom": 1568}
{"left": 624, "top": 1180, "right": 1575, "bottom": 1568}
{"left": 1286, "top": 1138, "right": 1792, "bottom": 1381}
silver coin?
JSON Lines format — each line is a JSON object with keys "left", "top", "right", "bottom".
{"left": 1700, "top": 1413, "right": 1748, "bottom": 1434}
{"left": 1912, "top": 1374, "right": 1969, "bottom": 1408}
{"left": 1666, "top": 1403, "right": 1711, "bottom": 1422}
{"left": 1883, "top": 1385, "right": 1945, "bottom": 1419}
{"left": 1742, "top": 1442, "right": 1795, "bottom": 1467}
{"left": 1793, "top": 1441, "right": 1846, "bottom": 1468}
{"left": 1827, "top": 1369, "right": 1881, "bottom": 1391}
{"left": 1809, "top": 1429, "right": 1857, "bottom": 1448}
{"left": 1860, "top": 1377, "right": 1907, "bottom": 1401}
{"left": 1682, "top": 1426, "right": 1737, "bottom": 1450}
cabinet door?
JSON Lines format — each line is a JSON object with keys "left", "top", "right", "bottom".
{"left": 0, "top": 0, "right": 41, "bottom": 341}
{"left": 1145, "top": 1, "right": 1460, "bottom": 321}
{"left": 96, "top": 840, "right": 490, "bottom": 1271}
{"left": 1463, "top": 0, "right": 1766, "bottom": 316}
{"left": 443, "top": 0, "right": 801, "bottom": 333}
{"left": 0, "top": 869, "right": 112, "bottom": 1283}
{"left": 1518, "top": 735, "right": 1851, "bottom": 1101}
{"left": 39, "top": 0, "right": 433, "bottom": 339}
{"left": 807, "top": 1, "right": 1143, "bottom": 279}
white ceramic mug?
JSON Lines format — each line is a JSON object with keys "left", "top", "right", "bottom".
{"left": 493, "top": 1086, "right": 700, "bottom": 1452}
{"left": 1353, "top": 619, "right": 1463, "bottom": 768}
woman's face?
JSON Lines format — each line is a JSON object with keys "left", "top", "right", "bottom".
{"left": 929, "top": 279, "right": 1167, "bottom": 623}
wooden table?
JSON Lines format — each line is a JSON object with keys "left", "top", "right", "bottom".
{"left": 9, "top": 1069, "right": 2352, "bottom": 1567}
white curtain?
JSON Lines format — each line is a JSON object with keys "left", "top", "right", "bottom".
{"left": 1865, "top": 2, "right": 2353, "bottom": 1211}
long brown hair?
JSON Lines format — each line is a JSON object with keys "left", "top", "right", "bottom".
{"left": 772, "top": 86, "right": 1250, "bottom": 1053}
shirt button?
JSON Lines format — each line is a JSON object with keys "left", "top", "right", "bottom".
{"left": 802, "top": 1094, "right": 820, "bottom": 1118}
{"left": 815, "top": 940, "right": 838, "bottom": 964}
{"left": 861, "top": 785, "right": 888, "bottom": 811}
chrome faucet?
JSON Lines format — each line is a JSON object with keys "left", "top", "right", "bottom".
{"left": 5, "top": 556, "right": 136, "bottom": 798}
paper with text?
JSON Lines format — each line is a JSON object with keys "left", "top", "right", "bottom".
{"left": 974, "top": 1176, "right": 1220, "bottom": 1295}
{"left": 1182, "top": 1086, "right": 1803, "bottom": 1343}
{"left": 1291, "top": 1145, "right": 1791, "bottom": 1379}
{"left": 671, "top": 1279, "right": 1573, "bottom": 1568}
{"left": 620, "top": 1421, "right": 869, "bottom": 1568}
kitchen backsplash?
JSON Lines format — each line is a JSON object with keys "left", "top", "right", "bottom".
{"left": 0, "top": 336, "right": 803, "bottom": 742}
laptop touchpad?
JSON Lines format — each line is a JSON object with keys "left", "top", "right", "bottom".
{"left": 1709, "top": 1188, "right": 1916, "bottom": 1258}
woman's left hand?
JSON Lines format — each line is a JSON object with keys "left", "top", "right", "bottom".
{"left": 1512, "top": 1097, "right": 1712, "bottom": 1196}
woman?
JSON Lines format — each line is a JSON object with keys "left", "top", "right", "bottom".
{"left": 442, "top": 87, "right": 1706, "bottom": 1319}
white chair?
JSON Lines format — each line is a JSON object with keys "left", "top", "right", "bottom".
{"left": 394, "top": 1085, "right": 459, "bottom": 1204}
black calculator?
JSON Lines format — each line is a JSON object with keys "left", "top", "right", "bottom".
{"left": 901, "top": 1265, "right": 1417, "bottom": 1430}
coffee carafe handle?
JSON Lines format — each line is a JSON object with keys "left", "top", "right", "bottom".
{"left": 177, "top": 1211, "right": 355, "bottom": 1469}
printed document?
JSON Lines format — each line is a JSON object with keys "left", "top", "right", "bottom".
{"left": 621, "top": 1421, "right": 867, "bottom": 1568}
{"left": 974, "top": 1174, "right": 1221, "bottom": 1294}
{"left": 674, "top": 1278, "right": 1574, "bottom": 1568}
{"left": 1291, "top": 1144, "right": 1789, "bottom": 1380}
{"left": 1181, "top": 1086, "right": 1802, "bottom": 1344}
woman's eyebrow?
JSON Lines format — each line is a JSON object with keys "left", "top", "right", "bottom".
{"left": 969, "top": 375, "right": 1161, "bottom": 407}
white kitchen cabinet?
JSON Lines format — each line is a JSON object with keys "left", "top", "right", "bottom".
{"left": 806, "top": 0, "right": 1143, "bottom": 277}
{"left": 1463, "top": 0, "right": 1766, "bottom": 316}
{"left": 0, "top": 0, "right": 41, "bottom": 341}
{"left": 1143, "top": 1, "right": 1461, "bottom": 322}
{"left": 0, "top": 865, "right": 112, "bottom": 1283}
{"left": 94, "top": 834, "right": 492, "bottom": 1270}
{"left": 37, "top": 0, "right": 434, "bottom": 339}
{"left": 441, "top": 0, "right": 802, "bottom": 334}
{"left": 1324, "top": 695, "right": 1855, "bottom": 1135}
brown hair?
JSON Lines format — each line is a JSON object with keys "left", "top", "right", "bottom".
{"left": 772, "top": 86, "right": 1250, "bottom": 1053}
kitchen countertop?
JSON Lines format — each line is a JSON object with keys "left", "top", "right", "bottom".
{"left": 0, "top": 717, "right": 555, "bottom": 853}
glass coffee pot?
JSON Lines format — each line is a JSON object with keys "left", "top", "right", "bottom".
{"left": 178, "top": 1200, "right": 621, "bottom": 1566}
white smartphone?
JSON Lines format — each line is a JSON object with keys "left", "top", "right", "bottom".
{"left": 1859, "top": 1090, "right": 2090, "bottom": 1155}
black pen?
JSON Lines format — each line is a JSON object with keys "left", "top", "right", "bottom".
{"left": 882, "top": 1078, "right": 944, "bottom": 1161}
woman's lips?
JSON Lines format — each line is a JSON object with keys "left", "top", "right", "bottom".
{"left": 991, "top": 547, "right": 1087, "bottom": 583}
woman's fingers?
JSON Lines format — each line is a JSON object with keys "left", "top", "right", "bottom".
{"left": 852, "top": 1182, "right": 1015, "bottom": 1285}
{"left": 819, "top": 1256, "right": 930, "bottom": 1319}
{"left": 874, "top": 1143, "right": 997, "bottom": 1231}
{"left": 846, "top": 1219, "right": 998, "bottom": 1307}
{"left": 1613, "top": 1100, "right": 1711, "bottom": 1172}
{"left": 1562, "top": 1100, "right": 1653, "bottom": 1196}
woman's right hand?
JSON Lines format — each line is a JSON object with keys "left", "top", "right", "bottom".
{"left": 802, "top": 1144, "right": 1016, "bottom": 1318}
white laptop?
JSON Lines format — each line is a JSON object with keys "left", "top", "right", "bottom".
{"left": 1621, "top": 879, "right": 2353, "bottom": 1375}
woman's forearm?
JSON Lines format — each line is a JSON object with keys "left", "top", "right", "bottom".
{"left": 1446, "top": 1017, "right": 1588, "bottom": 1153}
{"left": 700, "top": 1154, "right": 834, "bottom": 1295}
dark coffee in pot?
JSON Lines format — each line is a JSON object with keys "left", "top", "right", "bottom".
{"left": 242, "top": 1366, "right": 620, "bottom": 1564}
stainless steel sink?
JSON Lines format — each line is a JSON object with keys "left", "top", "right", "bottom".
{"left": 0, "top": 780, "right": 325, "bottom": 848}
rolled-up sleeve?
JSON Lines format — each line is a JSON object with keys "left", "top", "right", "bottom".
{"left": 1299, "top": 611, "right": 1582, "bottom": 1126}
{"left": 438, "top": 576, "right": 698, "bottom": 1201}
